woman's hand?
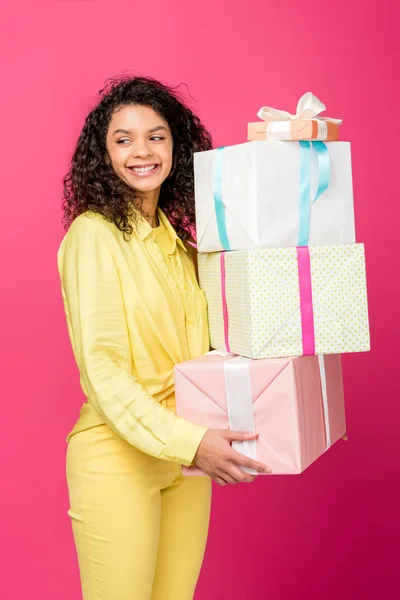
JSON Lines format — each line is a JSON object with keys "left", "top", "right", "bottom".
{"left": 193, "top": 429, "right": 272, "bottom": 486}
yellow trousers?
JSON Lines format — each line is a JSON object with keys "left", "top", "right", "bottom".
{"left": 66, "top": 424, "right": 212, "bottom": 600}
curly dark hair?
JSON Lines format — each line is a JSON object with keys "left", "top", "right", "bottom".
{"left": 62, "top": 75, "right": 213, "bottom": 240}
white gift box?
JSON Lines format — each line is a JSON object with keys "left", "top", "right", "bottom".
{"left": 194, "top": 141, "right": 355, "bottom": 253}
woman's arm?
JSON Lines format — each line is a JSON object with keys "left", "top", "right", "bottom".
{"left": 57, "top": 216, "right": 207, "bottom": 466}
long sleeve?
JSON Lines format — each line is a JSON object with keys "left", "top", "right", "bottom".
{"left": 57, "top": 216, "right": 207, "bottom": 466}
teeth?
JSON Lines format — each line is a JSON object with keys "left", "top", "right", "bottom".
{"left": 130, "top": 165, "right": 157, "bottom": 172}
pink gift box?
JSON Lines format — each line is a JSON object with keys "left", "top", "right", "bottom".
{"left": 175, "top": 353, "right": 346, "bottom": 475}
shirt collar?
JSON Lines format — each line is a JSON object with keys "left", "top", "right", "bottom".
{"left": 133, "top": 208, "right": 187, "bottom": 254}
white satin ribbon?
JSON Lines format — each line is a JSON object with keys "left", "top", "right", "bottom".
{"left": 224, "top": 356, "right": 258, "bottom": 474}
{"left": 257, "top": 92, "right": 342, "bottom": 125}
{"left": 317, "top": 120, "right": 328, "bottom": 140}
{"left": 266, "top": 120, "right": 291, "bottom": 138}
{"left": 207, "top": 351, "right": 258, "bottom": 473}
{"left": 318, "top": 354, "right": 331, "bottom": 448}
{"left": 266, "top": 119, "right": 329, "bottom": 140}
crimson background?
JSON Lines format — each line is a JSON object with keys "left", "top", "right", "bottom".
{"left": 1, "top": 1, "right": 399, "bottom": 598}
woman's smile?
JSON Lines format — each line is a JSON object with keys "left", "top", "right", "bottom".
{"left": 126, "top": 163, "right": 161, "bottom": 177}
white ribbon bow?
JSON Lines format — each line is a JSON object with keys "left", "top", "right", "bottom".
{"left": 257, "top": 92, "right": 342, "bottom": 125}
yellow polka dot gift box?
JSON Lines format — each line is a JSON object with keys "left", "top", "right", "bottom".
{"left": 198, "top": 244, "right": 370, "bottom": 359}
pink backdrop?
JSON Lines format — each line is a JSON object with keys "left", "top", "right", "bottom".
{"left": 1, "top": 0, "right": 399, "bottom": 598}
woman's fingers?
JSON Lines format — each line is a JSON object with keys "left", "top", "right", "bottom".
{"left": 223, "top": 430, "right": 272, "bottom": 475}
{"left": 214, "top": 468, "right": 255, "bottom": 485}
{"left": 225, "top": 430, "right": 258, "bottom": 443}
{"left": 226, "top": 465, "right": 257, "bottom": 483}
{"left": 213, "top": 476, "right": 228, "bottom": 486}
{"left": 230, "top": 448, "right": 272, "bottom": 474}
{"left": 194, "top": 428, "right": 272, "bottom": 483}
{"left": 219, "top": 472, "right": 238, "bottom": 485}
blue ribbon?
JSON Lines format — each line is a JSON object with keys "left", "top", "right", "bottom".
{"left": 214, "top": 142, "right": 330, "bottom": 250}
{"left": 297, "top": 141, "right": 330, "bottom": 246}
{"left": 312, "top": 141, "right": 330, "bottom": 203}
{"left": 214, "top": 146, "right": 231, "bottom": 250}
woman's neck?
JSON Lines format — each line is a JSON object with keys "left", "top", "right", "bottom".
{"left": 133, "top": 191, "right": 160, "bottom": 228}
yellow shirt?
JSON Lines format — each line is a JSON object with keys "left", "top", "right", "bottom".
{"left": 152, "top": 217, "right": 176, "bottom": 275}
{"left": 57, "top": 208, "right": 209, "bottom": 466}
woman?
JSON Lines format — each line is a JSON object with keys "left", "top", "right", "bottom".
{"left": 58, "top": 75, "right": 271, "bottom": 600}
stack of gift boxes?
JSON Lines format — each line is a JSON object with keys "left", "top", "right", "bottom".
{"left": 175, "top": 93, "right": 370, "bottom": 475}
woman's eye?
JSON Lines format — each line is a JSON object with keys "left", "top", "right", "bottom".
{"left": 117, "top": 139, "right": 131, "bottom": 144}
{"left": 150, "top": 136, "right": 165, "bottom": 141}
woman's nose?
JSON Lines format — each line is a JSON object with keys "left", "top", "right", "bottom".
{"left": 132, "top": 140, "right": 153, "bottom": 158}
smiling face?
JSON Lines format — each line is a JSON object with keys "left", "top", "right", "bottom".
{"left": 105, "top": 104, "right": 174, "bottom": 201}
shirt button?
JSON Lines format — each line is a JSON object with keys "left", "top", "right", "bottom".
{"left": 184, "top": 284, "right": 189, "bottom": 290}
{"left": 187, "top": 318, "right": 194, "bottom": 326}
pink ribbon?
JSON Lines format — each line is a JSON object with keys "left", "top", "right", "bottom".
{"left": 296, "top": 246, "right": 316, "bottom": 355}
{"left": 220, "top": 253, "right": 231, "bottom": 353}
